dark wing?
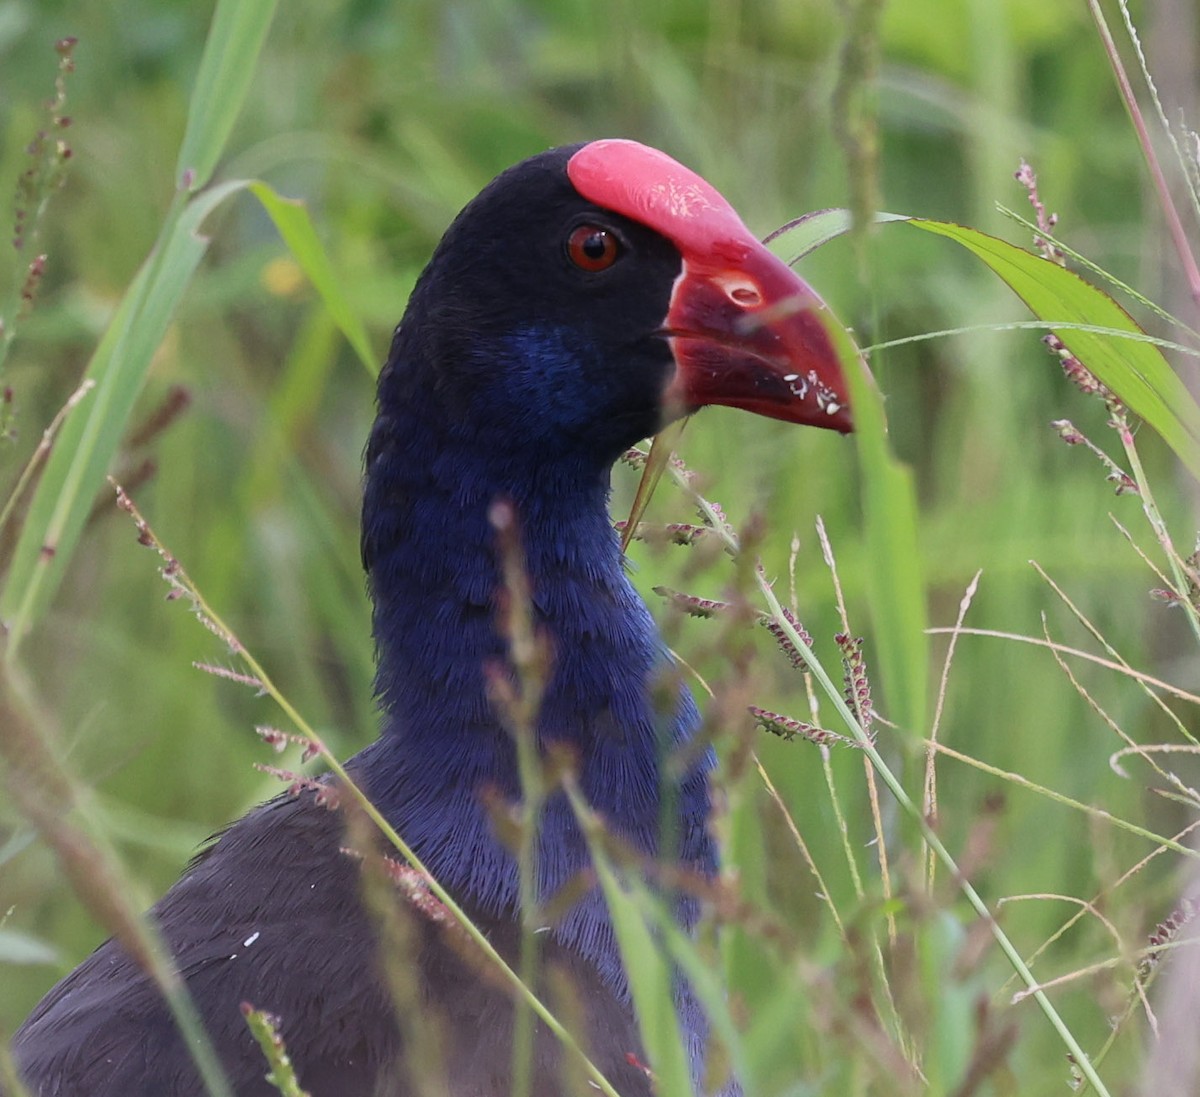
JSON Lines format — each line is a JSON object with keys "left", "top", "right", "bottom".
{"left": 13, "top": 793, "right": 395, "bottom": 1097}
{"left": 12, "top": 791, "right": 655, "bottom": 1097}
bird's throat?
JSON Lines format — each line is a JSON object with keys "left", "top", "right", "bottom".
{"left": 358, "top": 399, "right": 714, "bottom": 990}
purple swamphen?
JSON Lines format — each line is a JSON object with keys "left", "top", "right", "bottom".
{"left": 11, "top": 139, "right": 853, "bottom": 1096}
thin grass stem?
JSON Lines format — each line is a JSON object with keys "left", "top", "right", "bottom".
{"left": 925, "top": 627, "right": 1200, "bottom": 705}
{"left": 862, "top": 320, "right": 1200, "bottom": 360}
{"left": 671, "top": 463, "right": 1115, "bottom": 1096}
{"left": 1085, "top": 0, "right": 1200, "bottom": 307}
{"left": 1112, "top": 417, "right": 1200, "bottom": 648}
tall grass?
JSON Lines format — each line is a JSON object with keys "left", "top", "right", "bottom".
{"left": 1, "top": 1, "right": 1198, "bottom": 1094}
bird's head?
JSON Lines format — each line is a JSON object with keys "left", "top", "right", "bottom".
{"left": 381, "top": 139, "right": 852, "bottom": 466}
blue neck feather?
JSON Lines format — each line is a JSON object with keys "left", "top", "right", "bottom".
{"left": 357, "top": 347, "right": 715, "bottom": 999}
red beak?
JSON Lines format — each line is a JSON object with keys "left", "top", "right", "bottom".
{"left": 567, "top": 139, "right": 853, "bottom": 434}
{"left": 659, "top": 241, "right": 852, "bottom": 433}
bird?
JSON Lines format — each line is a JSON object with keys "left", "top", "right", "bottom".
{"left": 11, "top": 138, "right": 852, "bottom": 1097}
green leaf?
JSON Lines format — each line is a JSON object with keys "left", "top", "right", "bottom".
{"left": 835, "top": 317, "right": 929, "bottom": 738}
{"left": 769, "top": 214, "right": 929, "bottom": 736}
{"left": 630, "top": 885, "right": 753, "bottom": 1093}
{"left": 0, "top": 928, "right": 59, "bottom": 966}
{"left": 593, "top": 858, "right": 693, "bottom": 1093}
{"left": 1, "top": 0, "right": 283, "bottom": 652}
{"left": 906, "top": 218, "right": 1200, "bottom": 479}
{"left": 175, "top": 0, "right": 279, "bottom": 192}
{"left": 774, "top": 211, "right": 1200, "bottom": 478}
{"left": 0, "top": 181, "right": 251, "bottom": 652}
{"left": 570, "top": 794, "right": 694, "bottom": 1095}
{"left": 0, "top": 174, "right": 379, "bottom": 651}
{"left": 249, "top": 181, "right": 378, "bottom": 375}
{"left": 767, "top": 208, "right": 907, "bottom": 263}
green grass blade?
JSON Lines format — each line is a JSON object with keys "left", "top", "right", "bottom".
{"left": 765, "top": 210, "right": 933, "bottom": 735}
{"left": 775, "top": 212, "right": 1200, "bottom": 479}
{"left": 566, "top": 787, "right": 694, "bottom": 1096}
{"left": 0, "top": 181, "right": 251, "bottom": 653}
{"left": 907, "top": 218, "right": 1200, "bottom": 478}
{"left": 624, "top": 882, "right": 754, "bottom": 1092}
{"left": 1, "top": 0, "right": 282, "bottom": 650}
{"left": 620, "top": 419, "right": 687, "bottom": 552}
{"left": 768, "top": 213, "right": 930, "bottom": 735}
{"left": 175, "top": 0, "right": 279, "bottom": 191}
{"left": 249, "top": 181, "right": 378, "bottom": 375}
{"left": 0, "top": 929, "right": 57, "bottom": 966}
{"left": 766, "top": 208, "right": 906, "bottom": 263}
{"left": 837, "top": 316, "right": 929, "bottom": 737}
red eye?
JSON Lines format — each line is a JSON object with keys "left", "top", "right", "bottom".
{"left": 567, "top": 224, "right": 621, "bottom": 272}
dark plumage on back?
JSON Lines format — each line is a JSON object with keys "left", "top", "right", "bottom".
{"left": 12, "top": 140, "right": 852, "bottom": 1096}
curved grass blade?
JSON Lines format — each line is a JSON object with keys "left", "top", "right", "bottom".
{"left": 907, "top": 218, "right": 1200, "bottom": 478}
{"left": 0, "top": 176, "right": 379, "bottom": 651}
{"left": 765, "top": 208, "right": 906, "bottom": 263}
{"left": 767, "top": 210, "right": 929, "bottom": 736}
{"left": 618, "top": 880, "right": 755, "bottom": 1093}
{"left": 249, "top": 181, "right": 377, "bottom": 375}
{"left": 565, "top": 784, "right": 695, "bottom": 1097}
{"left": 176, "top": 0, "right": 279, "bottom": 192}
{"left": 772, "top": 211, "right": 1200, "bottom": 478}
{"left": 0, "top": 180, "right": 250, "bottom": 654}
{"left": 621, "top": 418, "right": 687, "bottom": 552}
{"left": 831, "top": 316, "right": 928, "bottom": 738}
{"left": 2, "top": 0, "right": 282, "bottom": 650}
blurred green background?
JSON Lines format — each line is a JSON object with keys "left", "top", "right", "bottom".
{"left": 1, "top": 0, "right": 1196, "bottom": 1092}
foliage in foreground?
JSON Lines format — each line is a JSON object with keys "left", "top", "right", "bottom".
{"left": 2, "top": 1, "right": 1200, "bottom": 1094}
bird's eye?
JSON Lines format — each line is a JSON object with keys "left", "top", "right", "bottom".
{"left": 566, "top": 224, "right": 621, "bottom": 272}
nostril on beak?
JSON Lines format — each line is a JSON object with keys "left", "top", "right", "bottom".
{"left": 727, "top": 280, "right": 762, "bottom": 307}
